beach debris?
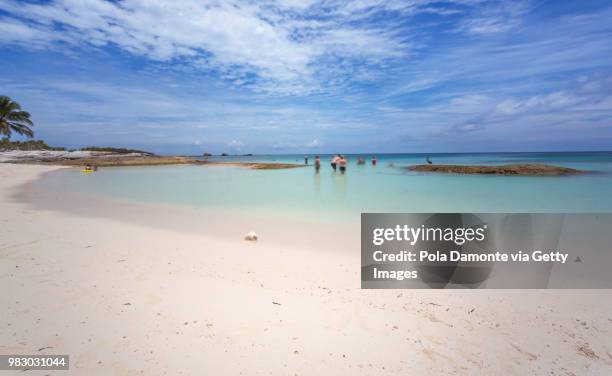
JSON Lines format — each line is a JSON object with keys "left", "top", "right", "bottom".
{"left": 577, "top": 344, "right": 599, "bottom": 359}
{"left": 272, "top": 301, "right": 281, "bottom": 306}
{"left": 510, "top": 343, "right": 538, "bottom": 361}
{"left": 468, "top": 308, "right": 475, "bottom": 314}
{"left": 37, "top": 346, "right": 53, "bottom": 352}
{"left": 244, "top": 231, "right": 258, "bottom": 241}
{"left": 123, "top": 302, "right": 131, "bottom": 306}
{"left": 574, "top": 256, "right": 582, "bottom": 263}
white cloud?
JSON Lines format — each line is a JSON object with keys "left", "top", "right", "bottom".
{"left": 451, "top": 123, "right": 485, "bottom": 133}
{"left": 490, "top": 78, "right": 610, "bottom": 119}
{"left": 456, "top": 1, "right": 531, "bottom": 35}
{"left": 0, "top": 0, "right": 422, "bottom": 94}
{"left": 305, "top": 138, "right": 323, "bottom": 148}
{"left": 449, "top": 74, "right": 612, "bottom": 133}
{"left": 272, "top": 141, "right": 297, "bottom": 150}
{"left": 227, "top": 139, "right": 244, "bottom": 151}
{"left": 2, "top": 0, "right": 529, "bottom": 96}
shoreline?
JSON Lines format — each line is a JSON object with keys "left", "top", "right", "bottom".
{"left": 1, "top": 163, "right": 611, "bottom": 375}
{"left": 18, "top": 166, "right": 359, "bottom": 253}
{"left": 1, "top": 150, "right": 304, "bottom": 169}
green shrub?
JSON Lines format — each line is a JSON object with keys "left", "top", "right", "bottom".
{"left": 0, "top": 138, "right": 65, "bottom": 151}
{"left": 80, "top": 146, "right": 155, "bottom": 155}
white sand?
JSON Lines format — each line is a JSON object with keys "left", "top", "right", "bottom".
{"left": 1, "top": 163, "right": 611, "bottom": 375}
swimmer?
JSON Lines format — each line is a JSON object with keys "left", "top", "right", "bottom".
{"left": 314, "top": 155, "right": 321, "bottom": 171}
{"left": 371, "top": 155, "right": 377, "bottom": 165}
{"left": 331, "top": 154, "right": 339, "bottom": 171}
{"left": 338, "top": 155, "right": 347, "bottom": 173}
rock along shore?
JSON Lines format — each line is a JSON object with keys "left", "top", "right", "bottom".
{"left": 408, "top": 163, "right": 584, "bottom": 176}
{"left": 0, "top": 150, "right": 302, "bottom": 169}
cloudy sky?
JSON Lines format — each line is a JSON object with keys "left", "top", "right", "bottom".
{"left": 1, "top": 0, "right": 612, "bottom": 154}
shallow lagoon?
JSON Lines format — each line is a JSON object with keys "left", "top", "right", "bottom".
{"left": 42, "top": 152, "right": 612, "bottom": 223}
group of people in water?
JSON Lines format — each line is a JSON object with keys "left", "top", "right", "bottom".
{"left": 305, "top": 154, "right": 377, "bottom": 173}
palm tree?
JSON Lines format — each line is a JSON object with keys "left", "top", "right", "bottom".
{"left": 0, "top": 96, "right": 34, "bottom": 139}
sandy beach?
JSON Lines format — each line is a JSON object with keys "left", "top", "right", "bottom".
{"left": 1, "top": 163, "right": 611, "bottom": 375}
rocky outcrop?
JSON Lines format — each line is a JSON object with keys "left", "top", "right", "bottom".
{"left": 408, "top": 163, "right": 584, "bottom": 176}
{"left": 1, "top": 150, "right": 304, "bottom": 169}
{"left": 0, "top": 150, "right": 193, "bottom": 166}
{"left": 197, "top": 161, "right": 303, "bottom": 169}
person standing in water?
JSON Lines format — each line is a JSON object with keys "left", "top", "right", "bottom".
{"left": 304, "top": 155, "right": 309, "bottom": 165}
{"left": 314, "top": 155, "right": 321, "bottom": 171}
{"left": 331, "top": 154, "right": 339, "bottom": 171}
{"left": 338, "top": 155, "right": 347, "bottom": 173}
{"left": 371, "top": 155, "right": 377, "bottom": 165}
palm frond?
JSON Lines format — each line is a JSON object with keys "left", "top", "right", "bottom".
{"left": 9, "top": 121, "right": 34, "bottom": 137}
{"left": 0, "top": 96, "right": 34, "bottom": 139}
{"left": 7, "top": 111, "right": 33, "bottom": 125}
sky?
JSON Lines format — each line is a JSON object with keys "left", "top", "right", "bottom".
{"left": 1, "top": 0, "right": 612, "bottom": 154}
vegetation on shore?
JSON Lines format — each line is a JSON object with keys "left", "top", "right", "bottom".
{"left": 0, "top": 96, "right": 158, "bottom": 156}
{"left": 408, "top": 163, "right": 583, "bottom": 176}
{"left": 42, "top": 156, "right": 193, "bottom": 167}
{"left": 80, "top": 146, "right": 155, "bottom": 156}
{"left": 0, "top": 140, "right": 155, "bottom": 155}
{"left": 0, "top": 138, "right": 65, "bottom": 151}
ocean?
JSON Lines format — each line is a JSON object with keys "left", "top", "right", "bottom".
{"left": 39, "top": 152, "right": 612, "bottom": 223}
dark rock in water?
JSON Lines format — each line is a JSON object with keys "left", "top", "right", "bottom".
{"left": 198, "top": 161, "right": 303, "bottom": 170}
{"left": 408, "top": 163, "right": 583, "bottom": 176}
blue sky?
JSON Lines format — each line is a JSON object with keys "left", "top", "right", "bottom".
{"left": 1, "top": 0, "right": 612, "bottom": 154}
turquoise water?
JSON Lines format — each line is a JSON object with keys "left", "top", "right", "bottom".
{"left": 42, "top": 152, "right": 612, "bottom": 223}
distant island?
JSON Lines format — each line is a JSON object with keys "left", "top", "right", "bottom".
{"left": 408, "top": 164, "right": 584, "bottom": 176}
